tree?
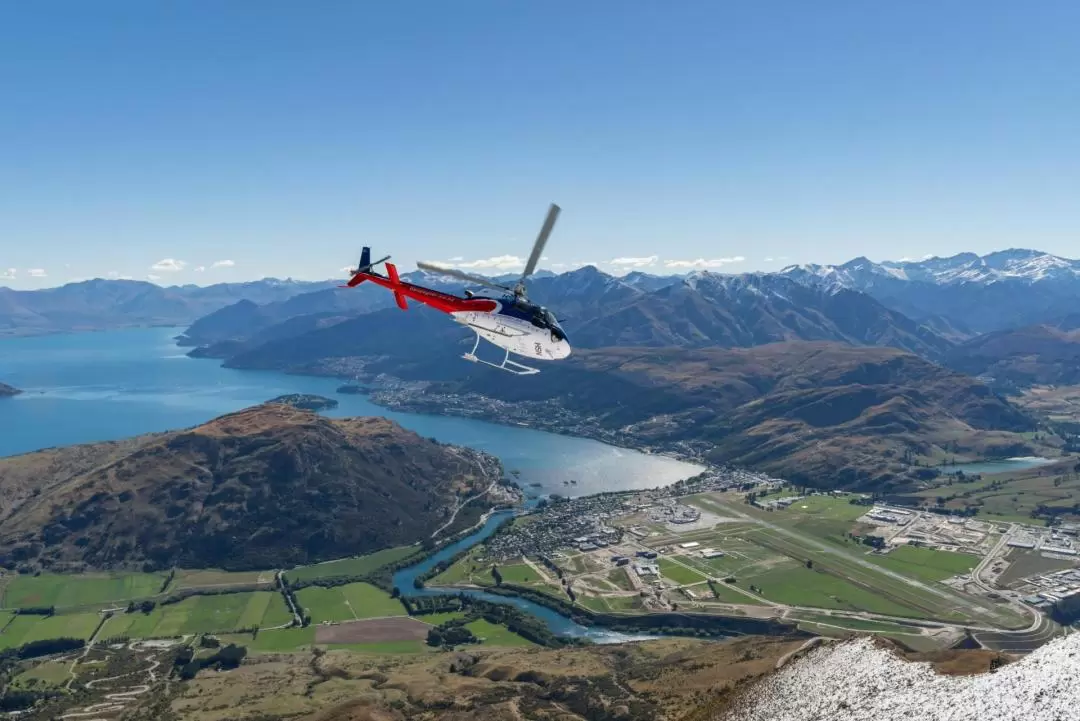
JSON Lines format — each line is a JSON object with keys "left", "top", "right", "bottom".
{"left": 491, "top": 566, "right": 503, "bottom": 586}
{"left": 805, "top": 560, "right": 813, "bottom": 569}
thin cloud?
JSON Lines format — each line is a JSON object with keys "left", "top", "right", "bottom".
{"left": 210, "top": 259, "right": 235, "bottom": 269}
{"left": 27, "top": 268, "right": 46, "bottom": 277}
{"left": 448, "top": 256, "right": 464, "bottom": 262}
{"left": 0, "top": 268, "right": 15, "bottom": 280}
{"left": 193, "top": 266, "right": 206, "bottom": 272}
{"left": 147, "top": 274, "right": 161, "bottom": 281}
{"left": 444, "top": 255, "right": 524, "bottom": 271}
{"left": 107, "top": 271, "right": 133, "bottom": 280}
{"left": 764, "top": 257, "right": 775, "bottom": 262}
{"left": 151, "top": 258, "right": 186, "bottom": 272}
{"left": 664, "top": 256, "right": 746, "bottom": 269}
{"left": 609, "top": 255, "right": 659, "bottom": 268}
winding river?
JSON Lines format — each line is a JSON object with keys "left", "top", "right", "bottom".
{"left": 392, "top": 510, "right": 660, "bottom": 643}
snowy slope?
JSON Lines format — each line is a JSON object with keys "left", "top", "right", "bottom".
{"left": 724, "top": 634, "right": 1079, "bottom": 721}
{"left": 782, "top": 249, "right": 1080, "bottom": 288}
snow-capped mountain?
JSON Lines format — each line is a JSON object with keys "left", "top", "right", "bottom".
{"left": 781, "top": 250, "right": 1080, "bottom": 333}
{"left": 783, "top": 249, "right": 1080, "bottom": 288}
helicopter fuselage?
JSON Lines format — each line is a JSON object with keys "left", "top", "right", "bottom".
{"left": 341, "top": 261, "right": 571, "bottom": 363}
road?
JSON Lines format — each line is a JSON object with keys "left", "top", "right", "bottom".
{"left": 432, "top": 479, "right": 499, "bottom": 539}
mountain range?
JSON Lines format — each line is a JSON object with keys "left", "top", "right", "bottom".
{"left": 781, "top": 249, "right": 1080, "bottom": 333}
{"left": 0, "top": 277, "right": 339, "bottom": 336}
{"left": 0, "top": 403, "right": 501, "bottom": 572}
{"left": 392, "top": 343, "right": 1038, "bottom": 490}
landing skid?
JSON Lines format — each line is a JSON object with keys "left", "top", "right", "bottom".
{"left": 463, "top": 334, "right": 540, "bottom": 375}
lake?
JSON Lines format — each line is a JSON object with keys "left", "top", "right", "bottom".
{"left": 0, "top": 328, "right": 703, "bottom": 496}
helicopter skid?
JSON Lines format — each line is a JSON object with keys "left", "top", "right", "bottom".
{"left": 451, "top": 311, "right": 570, "bottom": 374}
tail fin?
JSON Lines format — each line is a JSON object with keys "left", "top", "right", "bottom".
{"left": 386, "top": 263, "right": 408, "bottom": 310}
{"left": 359, "top": 247, "right": 371, "bottom": 272}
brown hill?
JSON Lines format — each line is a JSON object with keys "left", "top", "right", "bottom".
{"left": 161, "top": 635, "right": 1017, "bottom": 721}
{"left": 426, "top": 343, "right": 1037, "bottom": 490}
{"left": 947, "top": 323, "right": 1080, "bottom": 387}
{"left": 0, "top": 404, "right": 501, "bottom": 572}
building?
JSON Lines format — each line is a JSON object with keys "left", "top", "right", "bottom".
{"left": 679, "top": 541, "right": 700, "bottom": 549}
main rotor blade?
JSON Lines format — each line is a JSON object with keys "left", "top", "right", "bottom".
{"left": 521, "top": 203, "right": 560, "bottom": 281}
{"left": 416, "top": 262, "right": 514, "bottom": 292}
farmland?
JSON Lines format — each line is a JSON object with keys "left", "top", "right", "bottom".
{"left": 285, "top": 546, "right": 418, "bottom": 583}
{"left": 297, "top": 583, "right": 405, "bottom": 624}
{"left": 99, "top": 592, "right": 292, "bottom": 638}
{"left": 0, "top": 612, "right": 103, "bottom": 649}
{"left": 2, "top": 572, "right": 166, "bottom": 610}
{"left": 172, "top": 569, "right": 276, "bottom": 590}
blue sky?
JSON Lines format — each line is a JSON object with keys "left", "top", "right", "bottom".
{"left": 3, "top": 1, "right": 1080, "bottom": 289}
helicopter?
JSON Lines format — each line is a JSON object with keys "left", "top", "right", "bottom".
{"left": 341, "top": 203, "right": 569, "bottom": 375}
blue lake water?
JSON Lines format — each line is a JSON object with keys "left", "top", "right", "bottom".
{"left": 0, "top": 327, "right": 703, "bottom": 498}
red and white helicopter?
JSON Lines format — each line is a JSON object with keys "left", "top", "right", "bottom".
{"left": 341, "top": 204, "right": 570, "bottom": 375}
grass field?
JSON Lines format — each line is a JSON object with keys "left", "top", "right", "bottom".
{"left": 220, "top": 627, "right": 316, "bottom": 653}
{"left": 297, "top": 583, "right": 405, "bottom": 624}
{"left": 607, "top": 568, "right": 634, "bottom": 591}
{"left": 99, "top": 592, "right": 291, "bottom": 639}
{"left": 172, "top": 569, "right": 275, "bottom": 590}
{"left": 911, "top": 463, "right": 1080, "bottom": 525}
{"left": 0, "top": 612, "right": 102, "bottom": 649}
{"left": 11, "top": 661, "right": 72, "bottom": 688}
{"left": 658, "top": 558, "right": 707, "bottom": 586}
{"left": 678, "top": 493, "right": 1025, "bottom": 626}
{"left": 465, "top": 619, "right": 534, "bottom": 647}
{"left": 868, "top": 546, "right": 980, "bottom": 582}
{"left": 286, "top": 546, "right": 417, "bottom": 583}
{"left": 3, "top": 572, "right": 166, "bottom": 610}
{"left": 496, "top": 563, "right": 540, "bottom": 584}
{"left": 706, "top": 580, "right": 764, "bottom": 605}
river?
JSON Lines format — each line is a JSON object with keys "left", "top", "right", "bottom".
{"left": 392, "top": 510, "right": 659, "bottom": 643}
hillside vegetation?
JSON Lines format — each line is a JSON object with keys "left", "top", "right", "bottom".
{"left": 432, "top": 344, "right": 1039, "bottom": 490}
{"left": 0, "top": 404, "right": 500, "bottom": 572}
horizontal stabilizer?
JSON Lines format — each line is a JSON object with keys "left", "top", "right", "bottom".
{"left": 386, "top": 262, "right": 408, "bottom": 310}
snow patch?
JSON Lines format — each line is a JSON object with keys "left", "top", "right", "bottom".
{"left": 725, "top": 634, "right": 1080, "bottom": 721}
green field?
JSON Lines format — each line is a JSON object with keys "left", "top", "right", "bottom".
{"left": 912, "top": 466, "right": 1080, "bottom": 524}
{"left": 677, "top": 493, "right": 1025, "bottom": 626}
{"left": 297, "top": 583, "right": 405, "bottom": 624}
{"left": 465, "top": 619, "right": 534, "bottom": 647}
{"left": 172, "top": 569, "right": 275, "bottom": 589}
{"left": 0, "top": 612, "right": 102, "bottom": 649}
{"left": 11, "top": 661, "right": 72, "bottom": 688}
{"left": 220, "top": 627, "right": 315, "bottom": 653}
{"left": 789, "top": 612, "right": 926, "bottom": 635}
{"left": 496, "top": 563, "right": 540, "bottom": 584}
{"left": 868, "top": 546, "right": 980, "bottom": 582}
{"left": 658, "top": 558, "right": 707, "bottom": 586}
{"left": 706, "top": 580, "right": 764, "bottom": 605}
{"left": 285, "top": 546, "right": 417, "bottom": 583}
{"left": 99, "top": 592, "right": 291, "bottom": 639}
{"left": 3, "top": 572, "right": 166, "bottom": 610}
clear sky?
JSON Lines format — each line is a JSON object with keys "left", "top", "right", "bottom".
{"left": 3, "top": 1, "right": 1080, "bottom": 289}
